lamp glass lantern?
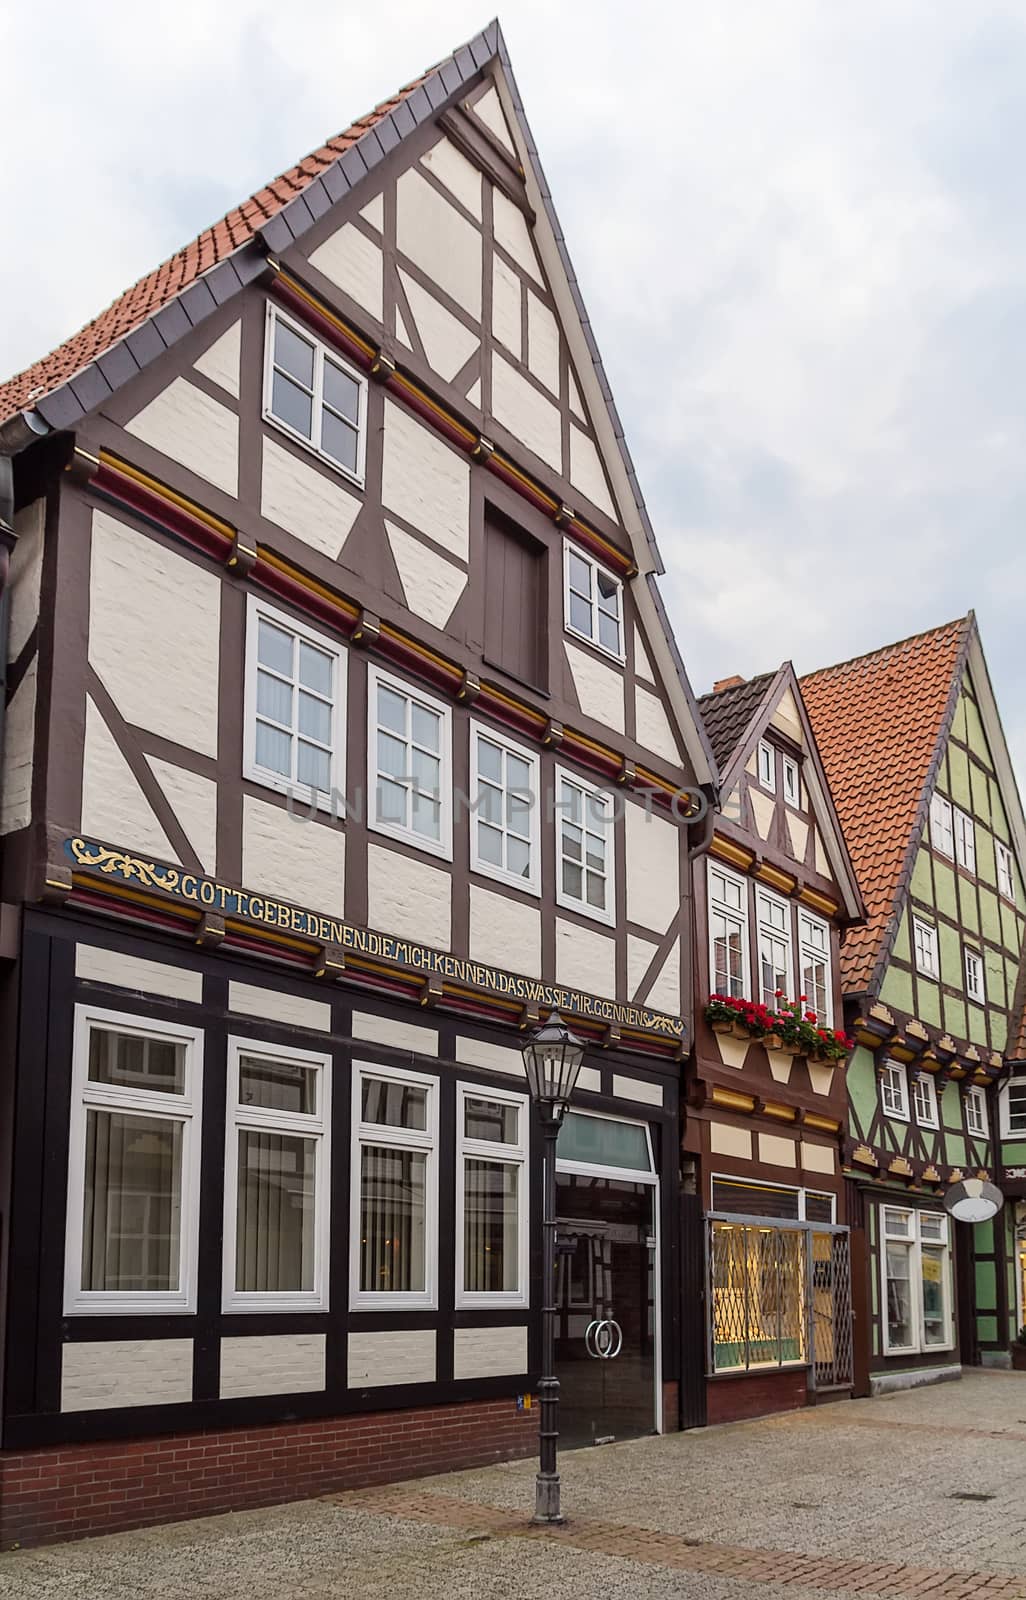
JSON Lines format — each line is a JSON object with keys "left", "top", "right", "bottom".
{"left": 522, "top": 1012, "right": 585, "bottom": 1119}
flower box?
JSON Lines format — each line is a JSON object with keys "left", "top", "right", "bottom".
{"left": 710, "top": 1019, "right": 734, "bottom": 1036}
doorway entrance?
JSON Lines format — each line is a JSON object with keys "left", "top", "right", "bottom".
{"left": 554, "top": 1111, "right": 660, "bottom": 1446}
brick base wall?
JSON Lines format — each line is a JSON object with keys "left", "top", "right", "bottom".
{"left": 0, "top": 1397, "right": 539, "bottom": 1551}
{"left": 705, "top": 1367, "right": 808, "bottom": 1425}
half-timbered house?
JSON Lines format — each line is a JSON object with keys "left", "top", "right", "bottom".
{"left": 680, "top": 665, "right": 863, "bottom": 1426}
{"left": 0, "top": 23, "right": 717, "bottom": 1546}
{"left": 802, "top": 617, "right": 1026, "bottom": 1395}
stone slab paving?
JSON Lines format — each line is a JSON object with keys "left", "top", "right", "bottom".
{"left": 3, "top": 1371, "right": 1026, "bottom": 1598}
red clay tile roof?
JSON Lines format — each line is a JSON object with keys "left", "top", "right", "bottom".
{"left": 801, "top": 617, "right": 970, "bottom": 996}
{"left": 0, "top": 72, "right": 432, "bottom": 427}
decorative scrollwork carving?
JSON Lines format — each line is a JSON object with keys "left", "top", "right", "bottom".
{"left": 67, "top": 838, "right": 180, "bottom": 894}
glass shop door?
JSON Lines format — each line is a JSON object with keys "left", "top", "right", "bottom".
{"left": 554, "top": 1169, "right": 659, "bottom": 1446}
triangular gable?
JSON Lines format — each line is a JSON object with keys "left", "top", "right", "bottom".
{"left": 0, "top": 21, "right": 717, "bottom": 791}
{"left": 802, "top": 616, "right": 972, "bottom": 997}
{"left": 699, "top": 664, "right": 863, "bottom": 920}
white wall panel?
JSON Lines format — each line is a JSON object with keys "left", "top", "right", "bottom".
{"left": 421, "top": 137, "right": 483, "bottom": 219}
{"left": 261, "top": 437, "right": 362, "bottom": 558}
{"left": 352, "top": 1011, "right": 438, "bottom": 1054}
{"left": 220, "top": 1335, "right": 326, "bottom": 1398}
{"left": 366, "top": 842, "right": 451, "bottom": 951}
{"left": 555, "top": 918, "right": 616, "bottom": 999}
{"left": 146, "top": 757, "right": 217, "bottom": 873}
{"left": 491, "top": 355, "right": 561, "bottom": 470}
{"left": 453, "top": 1326, "right": 528, "bottom": 1379}
{"left": 125, "top": 377, "right": 238, "bottom": 496}
{"left": 81, "top": 696, "right": 175, "bottom": 860}
{"left": 348, "top": 1329, "right": 436, "bottom": 1387}
{"left": 309, "top": 223, "right": 383, "bottom": 321}
{"left": 193, "top": 321, "right": 241, "bottom": 398}
{"left": 242, "top": 795, "right": 345, "bottom": 915}
{"left": 385, "top": 522, "right": 467, "bottom": 629}
{"left": 396, "top": 169, "right": 481, "bottom": 316}
{"left": 77, "top": 945, "right": 204, "bottom": 1003}
{"left": 381, "top": 400, "right": 470, "bottom": 560}
{"left": 469, "top": 884, "right": 541, "bottom": 977}
{"left": 624, "top": 803, "right": 679, "bottom": 932}
{"left": 61, "top": 1340, "right": 193, "bottom": 1412}
{"left": 228, "top": 981, "right": 331, "bottom": 1032}
{"left": 563, "top": 641, "right": 625, "bottom": 734}
{"left": 398, "top": 271, "right": 479, "bottom": 383}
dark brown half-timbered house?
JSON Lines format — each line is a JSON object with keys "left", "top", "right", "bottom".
{"left": 0, "top": 24, "right": 717, "bottom": 1546}
{"left": 681, "top": 665, "right": 863, "bottom": 1425}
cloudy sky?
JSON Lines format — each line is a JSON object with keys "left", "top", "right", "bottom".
{"left": 3, "top": 2, "right": 1024, "bottom": 778}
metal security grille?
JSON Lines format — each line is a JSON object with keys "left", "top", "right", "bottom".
{"left": 706, "top": 1214, "right": 852, "bottom": 1389}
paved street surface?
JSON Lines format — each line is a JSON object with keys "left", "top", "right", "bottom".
{"left": 5, "top": 1371, "right": 1026, "bottom": 1598}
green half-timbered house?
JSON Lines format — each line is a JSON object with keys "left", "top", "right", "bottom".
{"left": 803, "top": 616, "right": 1026, "bottom": 1394}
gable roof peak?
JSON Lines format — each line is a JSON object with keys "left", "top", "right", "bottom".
{"left": 0, "top": 20, "right": 506, "bottom": 434}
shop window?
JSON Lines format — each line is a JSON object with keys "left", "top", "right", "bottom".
{"left": 368, "top": 664, "right": 453, "bottom": 859}
{"left": 470, "top": 723, "right": 540, "bottom": 894}
{"left": 223, "top": 1038, "right": 330, "bottom": 1311}
{"left": 882, "top": 1206, "right": 952, "bottom": 1355}
{"left": 244, "top": 596, "right": 346, "bottom": 807}
{"left": 563, "top": 542, "right": 624, "bottom": 661}
{"left": 264, "top": 303, "right": 367, "bottom": 484}
{"left": 554, "top": 767, "right": 615, "bottom": 926}
{"left": 456, "top": 1084, "right": 528, "bottom": 1307}
{"left": 351, "top": 1062, "right": 437, "bottom": 1309}
{"left": 65, "top": 1005, "right": 203, "bottom": 1314}
{"left": 709, "top": 1221, "right": 806, "bottom": 1371}
{"left": 710, "top": 1177, "right": 835, "bottom": 1223}
{"left": 708, "top": 863, "right": 748, "bottom": 999}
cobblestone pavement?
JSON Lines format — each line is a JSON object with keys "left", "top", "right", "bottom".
{"left": 4, "top": 1372, "right": 1026, "bottom": 1598}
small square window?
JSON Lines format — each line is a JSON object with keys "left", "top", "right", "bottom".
{"left": 964, "top": 947, "right": 985, "bottom": 1004}
{"left": 911, "top": 1072, "right": 938, "bottom": 1129}
{"left": 954, "top": 809, "right": 976, "bottom": 874}
{"left": 782, "top": 755, "right": 800, "bottom": 808}
{"left": 996, "top": 841, "right": 1015, "bottom": 903}
{"left": 264, "top": 305, "right": 368, "bottom": 484}
{"left": 965, "top": 1086, "right": 988, "bottom": 1139}
{"left": 913, "top": 918, "right": 939, "bottom": 978}
{"left": 757, "top": 741, "right": 775, "bottom": 792}
{"left": 563, "top": 543, "right": 624, "bottom": 661}
{"left": 880, "top": 1060, "right": 909, "bottom": 1121}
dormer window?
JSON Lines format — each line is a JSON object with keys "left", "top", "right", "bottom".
{"left": 757, "top": 741, "right": 775, "bottom": 792}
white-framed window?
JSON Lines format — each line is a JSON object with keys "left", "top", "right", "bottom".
{"left": 756, "top": 887, "right": 792, "bottom": 1006}
{"left": 470, "top": 723, "right": 540, "bottom": 895}
{"left": 456, "top": 1083, "right": 529, "bottom": 1307}
{"left": 964, "top": 946, "right": 985, "bottom": 1004}
{"left": 367, "top": 665, "right": 453, "bottom": 860}
{"left": 965, "top": 1085, "right": 988, "bottom": 1139}
{"left": 954, "top": 808, "right": 976, "bottom": 874}
{"left": 882, "top": 1206, "right": 952, "bottom": 1355}
{"left": 757, "top": 740, "right": 775, "bottom": 792}
{"left": 1000, "top": 1078, "right": 1026, "bottom": 1138}
{"left": 782, "top": 754, "right": 800, "bottom": 808}
{"left": 911, "top": 1071, "right": 938, "bottom": 1130}
{"left": 996, "top": 840, "right": 1016, "bottom": 903}
{"left": 929, "top": 793, "right": 954, "bottom": 859}
{"left": 244, "top": 595, "right": 347, "bottom": 807}
{"left": 913, "top": 917, "right": 939, "bottom": 978}
{"left": 798, "top": 910, "right": 831, "bottom": 1026}
{"left": 351, "top": 1062, "right": 438, "bottom": 1309}
{"left": 223, "top": 1037, "right": 331, "bottom": 1312}
{"left": 64, "top": 1005, "right": 203, "bottom": 1315}
{"left": 563, "top": 542, "right": 624, "bottom": 661}
{"left": 263, "top": 302, "right": 368, "bottom": 485}
{"left": 879, "top": 1059, "right": 909, "bottom": 1122}
{"left": 554, "top": 766, "right": 615, "bottom": 926}
{"left": 709, "top": 863, "right": 749, "bottom": 999}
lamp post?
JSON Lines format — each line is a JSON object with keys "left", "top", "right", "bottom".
{"left": 522, "top": 1010, "right": 585, "bottom": 1525}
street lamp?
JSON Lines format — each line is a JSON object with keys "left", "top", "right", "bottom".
{"left": 522, "top": 1010, "right": 585, "bottom": 1525}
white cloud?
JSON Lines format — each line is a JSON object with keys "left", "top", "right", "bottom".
{"left": 3, "top": 0, "right": 1025, "bottom": 787}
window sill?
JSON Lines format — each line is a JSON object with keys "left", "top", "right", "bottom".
{"left": 262, "top": 411, "right": 366, "bottom": 493}
{"left": 367, "top": 815, "right": 453, "bottom": 863}
{"left": 563, "top": 622, "right": 626, "bottom": 670}
{"left": 243, "top": 766, "right": 341, "bottom": 818}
